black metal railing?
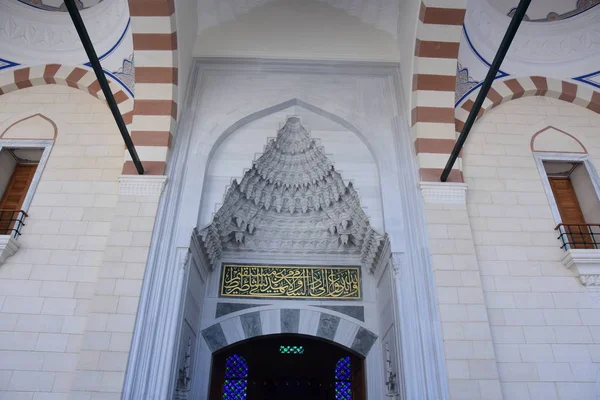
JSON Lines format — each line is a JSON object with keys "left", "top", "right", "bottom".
{"left": 0, "top": 209, "right": 28, "bottom": 238}
{"left": 555, "top": 223, "right": 600, "bottom": 250}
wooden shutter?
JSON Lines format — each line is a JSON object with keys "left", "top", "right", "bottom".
{"left": 549, "top": 177, "right": 593, "bottom": 249}
{"left": 0, "top": 164, "right": 37, "bottom": 235}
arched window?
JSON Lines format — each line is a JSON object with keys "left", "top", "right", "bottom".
{"left": 222, "top": 354, "right": 248, "bottom": 399}
{"left": 335, "top": 356, "right": 352, "bottom": 400}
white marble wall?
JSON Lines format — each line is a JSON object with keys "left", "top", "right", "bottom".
{"left": 464, "top": 96, "right": 600, "bottom": 400}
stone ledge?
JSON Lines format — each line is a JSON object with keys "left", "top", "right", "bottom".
{"left": 0, "top": 235, "right": 20, "bottom": 265}
{"left": 419, "top": 182, "right": 468, "bottom": 204}
{"left": 118, "top": 175, "right": 167, "bottom": 197}
{"left": 561, "top": 249, "right": 600, "bottom": 286}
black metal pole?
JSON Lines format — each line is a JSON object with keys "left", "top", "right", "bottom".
{"left": 64, "top": 0, "right": 144, "bottom": 175}
{"left": 440, "top": 0, "right": 531, "bottom": 182}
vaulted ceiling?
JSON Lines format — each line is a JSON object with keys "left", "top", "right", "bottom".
{"left": 196, "top": 0, "right": 400, "bottom": 38}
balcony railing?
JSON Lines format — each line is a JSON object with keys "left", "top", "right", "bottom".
{"left": 555, "top": 223, "right": 600, "bottom": 250}
{"left": 0, "top": 209, "right": 28, "bottom": 239}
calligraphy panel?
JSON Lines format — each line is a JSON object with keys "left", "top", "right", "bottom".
{"left": 220, "top": 264, "right": 361, "bottom": 300}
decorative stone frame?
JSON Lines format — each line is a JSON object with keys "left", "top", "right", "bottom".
{"left": 122, "top": 59, "right": 449, "bottom": 400}
{"left": 0, "top": 139, "right": 53, "bottom": 265}
{"left": 533, "top": 151, "right": 600, "bottom": 285}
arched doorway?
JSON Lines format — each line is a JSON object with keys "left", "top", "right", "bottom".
{"left": 209, "top": 334, "right": 366, "bottom": 400}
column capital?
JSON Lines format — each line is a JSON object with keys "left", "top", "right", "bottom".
{"left": 419, "top": 181, "right": 468, "bottom": 204}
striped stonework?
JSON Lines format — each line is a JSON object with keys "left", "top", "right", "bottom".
{"left": 412, "top": 0, "right": 467, "bottom": 183}
{"left": 202, "top": 308, "right": 378, "bottom": 357}
{"left": 0, "top": 64, "right": 133, "bottom": 119}
{"left": 455, "top": 76, "right": 600, "bottom": 140}
{"left": 126, "top": 0, "right": 178, "bottom": 176}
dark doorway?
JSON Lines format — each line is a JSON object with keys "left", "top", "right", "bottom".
{"left": 209, "top": 334, "right": 366, "bottom": 400}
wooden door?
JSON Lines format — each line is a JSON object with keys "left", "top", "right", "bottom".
{"left": 0, "top": 164, "right": 37, "bottom": 235}
{"left": 351, "top": 357, "right": 366, "bottom": 400}
{"left": 549, "top": 177, "right": 594, "bottom": 249}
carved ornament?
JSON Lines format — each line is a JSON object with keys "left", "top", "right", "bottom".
{"left": 199, "top": 117, "right": 387, "bottom": 273}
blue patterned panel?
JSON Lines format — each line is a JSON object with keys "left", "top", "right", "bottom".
{"left": 223, "top": 354, "right": 248, "bottom": 399}
{"left": 334, "top": 356, "right": 352, "bottom": 399}
{"left": 222, "top": 379, "right": 247, "bottom": 399}
{"left": 335, "top": 381, "right": 352, "bottom": 400}
{"left": 224, "top": 354, "right": 248, "bottom": 379}
{"left": 335, "top": 356, "right": 351, "bottom": 381}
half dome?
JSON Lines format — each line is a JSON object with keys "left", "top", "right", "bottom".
{"left": 200, "top": 116, "right": 387, "bottom": 272}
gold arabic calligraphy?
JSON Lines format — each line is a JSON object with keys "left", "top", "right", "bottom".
{"left": 220, "top": 264, "right": 361, "bottom": 299}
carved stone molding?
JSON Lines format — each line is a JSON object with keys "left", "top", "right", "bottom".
{"left": 118, "top": 175, "right": 167, "bottom": 197}
{"left": 0, "top": 236, "right": 20, "bottom": 265}
{"left": 391, "top": 252, "right": 401, "bottom": 277}
{"left": 199, "top": 117, "right": 388, "bottom": 273}
{"left": 561, "top": 249, "right": 600, "bottom": 286}
{"left": 419, "top": 182, "right": 468, "bottom": 205}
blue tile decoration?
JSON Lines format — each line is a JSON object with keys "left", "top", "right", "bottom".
{"left": 112, "top": 53, "right": 134, "bottom": 96}
{"left": 455, "top": 63, "right": 480, "bottom": 105}
{"left": 0, "top": 58, "right": 20, "bottom": 72}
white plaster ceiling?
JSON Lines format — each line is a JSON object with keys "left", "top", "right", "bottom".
{"left": 0, "top": 0, "right": 133, "bottom": 96}
{"left": 15, "top": 0, "right": 104, "bottom": 12}
{"left": 462, "top": 0, "right": 600, "bottom": 77}
{"left": 197, "top": 0, "right": 400, "bottom": 38}
{"left": 456, "top": 0, "right": 600, "bottom": 105}
{"left": 487, "top": 0, "right": 600, "bottom": 22}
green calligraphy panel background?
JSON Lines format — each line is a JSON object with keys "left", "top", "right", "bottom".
{"left": 220, "top": 264, "right": 361, "bottom": 299}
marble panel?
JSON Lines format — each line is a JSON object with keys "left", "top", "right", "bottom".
{"left": 280, "top": 309, "right": 300, "bottom": 334}
{"left": 334, "top": 318, "right": 360, "bottom": 348}
{"left": 240, "top": 312, "right": 262, "bottom": 339}
{"left": 311, "top": 305, "right": 364, "bottom": 321}
{"left": 201, "top": 323, "right": 228, "bottom": 352}
{"left": 351, "top": 327, "right": 378, "bottom": 357}
{"left": 316, "top": 313, "right": 340, "bottom": 341}
{"left": 298, "top": 310, "right": 321, "bottom": 336}
{"left": 220, "top": 317, "right": 245, "bottom": 345}
{"left": 260, "top": 309, "right": 280, "bottom": 335}
{"left": 215, "top": 303, "right": 265, "bottom": 319}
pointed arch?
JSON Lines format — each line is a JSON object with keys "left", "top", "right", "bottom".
{"left": 206, "top": 98, "right": 379, "bottom": 170}
{"left": 0, "top": 113, "right": 57, "bottom": 140}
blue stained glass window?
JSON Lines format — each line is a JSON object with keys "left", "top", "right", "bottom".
{"left": 223, "top": 354, "right": 248, "bottom": 399}
{"left": 334, "top": 356, "right": 352, "bottom": 400}
{"left": 335, "top": 356, "right": 352, "bottom": 381}
{"left": 335, "top": 381, "right": 352, "bottom": 400}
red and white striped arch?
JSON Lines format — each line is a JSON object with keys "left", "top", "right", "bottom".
{"left": 455, "top": 77, "right": 600, "bottom": 129}
{"left": 0, "top": 0, "right": 179, "bottom": 177}
{"left": 416, "top": 75, "right": 600, "bottom": 183}
{"left": 0, "top": 64, "right": 133, "bottom": 118}
{"left": 411, "top": 0, "right": 467, "bottom": 183}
